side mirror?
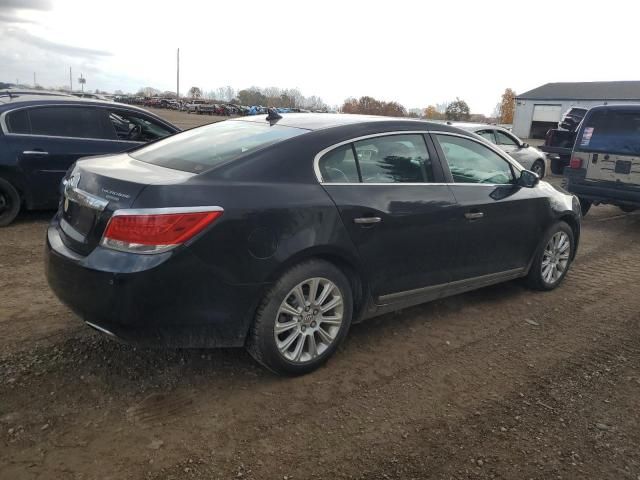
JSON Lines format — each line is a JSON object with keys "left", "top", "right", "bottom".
{"left": 518, "top": 169, "right": 539, "bottom": 188}
{"left": 521, "top": 142, "right": 530, "bottom": 149}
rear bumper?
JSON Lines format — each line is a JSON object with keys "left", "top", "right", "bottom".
{"left": 564, "top": 170, "right": 640, "bottom": 207}
{"left": 45, "top": 225, "right": 265, "bottom": 348}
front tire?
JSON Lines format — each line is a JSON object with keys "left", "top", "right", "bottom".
{"left": 550, "top": 157, "right": 565, "bottom": 175}
{"left": 531, "top": 159, "right": 545, "bottom": 178}
{"left": 526, "top": 221, "right": 574, "bottom": 291}
{"left": 0, "top": 178, "right": 21, "bottom": 227}
{"left": 246, "top": 259, "right": 353, "bottom": 375}
{"left": 579, "top": 198, "right": 592, "bottom": 216}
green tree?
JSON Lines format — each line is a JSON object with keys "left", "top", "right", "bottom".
{"left": 445, "top": 98, "right": 470, "bottom": 121}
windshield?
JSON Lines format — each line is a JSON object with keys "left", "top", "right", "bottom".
{"left": 130, "top": 120, "right": 307, "bottom": 173}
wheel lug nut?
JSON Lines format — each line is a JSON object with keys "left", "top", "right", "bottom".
{"left": 305, "top": 306, "right": 310, "bottom": 312}
{"left": 313, "top": 309, "right": 318, "bottom": 315}
{"left": 301, "top": 325, "right": 306, "bottom": 332}
{"left": 311, "top": 321, "right": 316, "bottom": 327}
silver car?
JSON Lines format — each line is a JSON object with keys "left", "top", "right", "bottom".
{"left": 450, "top": 123, "right": 548, "bottom": 177}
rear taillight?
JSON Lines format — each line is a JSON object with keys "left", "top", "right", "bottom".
{"left": 569, "top": 156, "right": 584, "bottom": 169}
{"left": 101, "top": 207, "right": 223, "bottom": 254}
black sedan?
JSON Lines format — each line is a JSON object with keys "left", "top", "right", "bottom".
{"left": 45, "top": 113, "right": 581, "bottom": 375}
{"left": 0, "top": 93, "right": 179, "bottom": 225}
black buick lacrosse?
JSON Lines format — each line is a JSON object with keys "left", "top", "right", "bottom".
{"left": 45, "top": 112, "right": 580, "bottom": 375}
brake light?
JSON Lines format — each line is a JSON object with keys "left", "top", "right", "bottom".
{"left": 569, "top": 156, "right": 584, "bottom": 169}
{"left": 101, "top": 208, "right": 223, "bottom": 254}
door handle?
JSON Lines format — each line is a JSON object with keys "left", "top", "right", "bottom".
{"left": 464, "top": 211, "right": 484, "bottom": 220}
{"left": 354, "top": 216, "right": 382, "bottom": 225}
{"left": 23, "top": 150, "right": 49, "bottom": 155}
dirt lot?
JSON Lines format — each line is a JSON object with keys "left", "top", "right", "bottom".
{"left": 1, "top": 113, "right": 639, "bottom": 479}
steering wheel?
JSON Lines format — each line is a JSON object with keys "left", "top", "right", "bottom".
{"left": 327, "top": 167, "right": 350, "bottom": 183}
{"left": 127, "top": 124, "right": 142, "bottom": 140}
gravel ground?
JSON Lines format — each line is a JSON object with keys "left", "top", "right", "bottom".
{"left": 1, "top": 110, "right": 639, "bottom": 479}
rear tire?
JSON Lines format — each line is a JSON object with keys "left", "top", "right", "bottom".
{"left": 246, "top": 259, "right": 353, "bottom": 376}
{"left": 579, "top": 198, "right": 592, "bottom": 216}
{"left": 526, "top": 221, "right": 574, "bottom": 291}
{"left": 0, "top": 178, "right": 21, "bottom": 227}
{"left": 550, "top": 158, "right": 565, "bottom": 175}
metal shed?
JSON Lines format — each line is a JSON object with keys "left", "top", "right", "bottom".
{"left": 513, "top": 81, "right": 640, "bottom": 139}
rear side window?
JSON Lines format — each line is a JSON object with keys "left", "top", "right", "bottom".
{"left": 131, "top": 120, "right": 306, "bottom": 173}
{"left": 6, "top": 109, "right": 30, "bottom": 133}
{"left": 495, "top": 131, "right": 518, "bottom": 146}
{"left": 319, "top": 144, "right": 359, "bottom": 183}
{"left": 355, "top": 134, "right": 433, "bottom": 183}
{"left": 578, "top": 109, "right": 640, "bottom": 155}
{"left": 28, "top": 107, "right": 108, "bottom": 139}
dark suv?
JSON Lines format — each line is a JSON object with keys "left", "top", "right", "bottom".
{"left": 563, "top": 105, "right": 640, "bottom": 215}
{"left": 0, "top": 93, "right": 179, "bottom": 225}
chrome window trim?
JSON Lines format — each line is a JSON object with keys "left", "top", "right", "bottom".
{"left": 110, "top": 206, "right": 224, "bottom": 217}
{"left": 313, "top": 130, "right": 522, "bottom": 187}
{"left": 0, "top": 103, "right": 165, "bottom": 142}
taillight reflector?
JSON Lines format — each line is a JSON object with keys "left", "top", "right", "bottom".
{"left": 102, "top": 208, "right": 223, "bottom": 254}
{"left": 569, "top": 156, "right": 583, "bottom": 169}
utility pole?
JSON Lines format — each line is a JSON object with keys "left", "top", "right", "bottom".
{"left": 176, "top": 48, "right": 180, "bottom": 100}
{"left": 33, "top": 72, "right": 36, "bottom": 87}
{"left": 69, "top": 67, "right": 73, "bottom": 92}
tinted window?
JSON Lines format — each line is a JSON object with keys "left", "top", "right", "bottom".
{"left": 319, "top": 145, "right": 359, "bottom": 183}
{"left": 495, "top": 131, "right": 518, "bottom": 146}
{"left": 108, "top": 110, "right": 173, "bottom": 142}
{"left": 354, "top": 134, "right": 433, "bottom": 183}
{"left": 476, "top": 130, "right": 496, "bottom": 143}
{"left": 28, "top": 107, "right": 107, "bottom": 138}
{"left": 436, "top": 134, "right": 515, "bottom": 184}
{"left": 131, "top": 120, "right": 306, "bottom": 173}
{"left": 6, "top": 109, "right": 30, "bottom": 133}
{"left": 578, "top": 109, "right": 640, "bottom": 155}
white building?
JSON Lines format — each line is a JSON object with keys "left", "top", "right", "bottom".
{"left": 513, "top": 81, "right": 640, "bottom": 139}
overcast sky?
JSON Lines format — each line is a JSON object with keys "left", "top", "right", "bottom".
{"left": 1, "top": 0, "right": 637, "bottom": 114}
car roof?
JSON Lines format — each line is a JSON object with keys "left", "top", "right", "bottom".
{"left": 0, "top": 94, "right": 162, "bottom": 116}
{"left": 233, "top": 112, "right": 459, "bottom": 132}
{"left": 447, "top": 122, "right": 507, "bottom": 132}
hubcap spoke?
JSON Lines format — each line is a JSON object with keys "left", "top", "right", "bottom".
{"left": 274, "top": 319, "right": 298, "bottom": 334}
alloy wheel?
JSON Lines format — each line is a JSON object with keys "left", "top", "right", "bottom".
{"left": 274, "top": 277, "right": 344, "bottom": 363}
{"left": 541, "top": 231, "right": 570, "bottom": 285}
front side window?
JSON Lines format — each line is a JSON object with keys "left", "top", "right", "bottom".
{"left": 108, "top": 110, "right": 173, "bottom": 142}
{"left": 131, "top": 120, "right": 306, "bottom": 173}
{"left": 354, "top": 134, "right": 433, "bottom": 183}
{"left": 28, "top": 107, "right": 107, "bottom": 138}
{"left": 495, "top": 131, "right": 518, "bottom": 146}
{"left": 476, "top": 130, "right": 496, "bottom": 144}
{"left": 318, "top": 144, "right": 359, "bottom": 183}
{"left": 435, "top": 134, "right": 515, "bottom": 184}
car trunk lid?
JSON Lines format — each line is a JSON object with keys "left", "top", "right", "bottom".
{"left": 59, "top": 153, "right": 194, "bottom": 256}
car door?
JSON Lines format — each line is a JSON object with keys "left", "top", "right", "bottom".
{"left": 4, "top": 105, "right": 138, "bottom": 209}
{"left": 432, "top": 132, "right": 545, "bottom": 282}
{"left": 318, "top": 132, "right": 459, "bottom": 302}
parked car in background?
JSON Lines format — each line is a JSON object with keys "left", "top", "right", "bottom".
{"left": 46, "top": 113, "right": 580, "bottom": 375}
{"left": 539, "top": 107, "right": 589, "bottom": 174}
{"left": 563, "top": 104, "right": 640, "bottom": 215}
{"left": 0, "top": 93, "right": 179, "bottom": 226}
{"left": 450, "top": 123, "right": 548, "bottom": 177}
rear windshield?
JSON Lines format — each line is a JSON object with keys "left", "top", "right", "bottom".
{"left": 130, "top": 120, "right": 306, "bottom": 173}
{"left": 578, "top": 109, "right": 640, "bottom": 156}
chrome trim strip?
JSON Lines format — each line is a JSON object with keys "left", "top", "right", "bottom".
{"left": 64, "top": 184, "right": 109, "bottom": 212}
{"left": 378, "top": 268, "right": 526, "bottom": 303}
{"left": 22, "top": 150, "right": 49, "bottom": 155}
{"left": 85, "top": 321, "right": 117, "bottom": 338}
{"left": 110, "top": 206, "right": 224, "bottom": 217}
{"left": 313, "top": 129, "right": 523, "bottom": 184}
